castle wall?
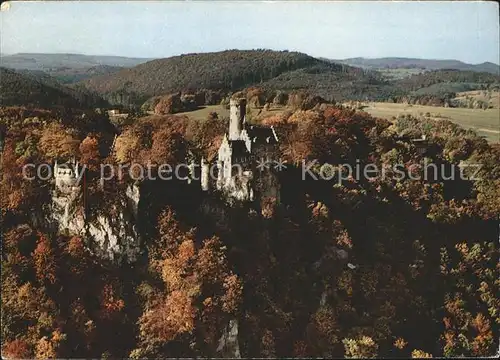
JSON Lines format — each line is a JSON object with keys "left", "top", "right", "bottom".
{"left": 239, "top": 129, "right": 252, "bottom": 153}
{"left": 217, "top": 137, "right": 232, "bottom": 188}
{"left": 229, "top": 98, "right": 246, "bottom": 140}
{"left": 54, "top": 161, "right": 81, "bottom": 194}
{"left": 201, "top": 159, "right": 210, "bottom": 191}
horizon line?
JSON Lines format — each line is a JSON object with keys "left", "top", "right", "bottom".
{"left": 2, "top": 50, "right": 499, "bottom": 67}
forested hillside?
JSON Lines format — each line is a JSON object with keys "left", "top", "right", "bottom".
{"left": 394, "top": 69, "right": 500, "bottom": 91}
{"left": 50, "top": 65, "right": 125, "bottom": 84}
{"left": 260, "top": 65, "right": 396, "bottom": 101}
{"left": 80, "top": 50, "right": 388, "bottom": 105}
{"left": 78, "top": 50, "right": 500, "bottom": 108}
{"left": 0, "top": 67, "right": 108, "bottom": 109}
{"left": 332, "top": 57, "right": 500, "bottom": 74}
{"left": 385, "top": 69, "right": 500, "bottom": 105}
{"left": 4, "top": 50, "right": 498, "bottom": 109}
{"left": 1, "top": 53, "right": 152, "bottom": 84}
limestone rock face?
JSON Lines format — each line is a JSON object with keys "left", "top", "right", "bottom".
{"left": 50, "top": 186, "right": 141, "bottom": 263}
{"left": 125, "top": 183, "right": 140, "bottom": 219}
{"left": 216, "top": 319, "right": 241, "bottom": 358}
{"left": 86, "top": 209, "right": 140, "bottom": 263}
{"left": 51, "top": 189, "right": 86, "bottom": 236}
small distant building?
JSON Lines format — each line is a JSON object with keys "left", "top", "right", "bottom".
{"left": 107, "top": 109, "right": 121, "bottom": 116}
{"left": 107, "top": 109, "right": 130, "bottom": 122}
{"left": 410, "top": 134, "right": 429, "bottom": 155}
{"left": 395, "top": 133, "right": 429, "bottom": 156}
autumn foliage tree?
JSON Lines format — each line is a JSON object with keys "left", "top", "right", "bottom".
{"left": 0, "top": 139, "right": 38, "bottom": 212}
{"left": 185, "top": 115, "right": 227, "bottom": 160}
{"left": 154, "top": 93, "right": 183, "bottom": 115}
{"left": 38, "top": 122, "right": 80, "bottom": 160}
{"left": 79, "top": 135, "right": 101, "bottom": 171}
{"left": 2, "top": 339, "right": 32, "bottom": 359}
{"left": 32, "top": 233, "right": 58, "bottom": 286}
{"left": 113, "top": 128, "right": 141, "bottom": 164}
{"left": 133, "top": 208, "right": 242, "bottom": 357}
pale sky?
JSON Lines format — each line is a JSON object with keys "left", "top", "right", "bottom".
{"left": 1, "top": 1, "right": 499, "bottom": 64}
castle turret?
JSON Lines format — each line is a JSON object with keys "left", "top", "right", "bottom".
{"left": 229, "top": 98, "right": 246, "bottom": 140}
{"left": 201, "top": 157, "right": 210, "bottom": 191}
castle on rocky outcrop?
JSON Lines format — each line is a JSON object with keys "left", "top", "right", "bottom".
{"left": 199, "top": 98, "right": 280, "bottom": 203}
{"left": 51, "top": 158, "right": 141, "bottom": 263}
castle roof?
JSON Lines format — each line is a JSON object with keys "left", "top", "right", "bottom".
{"left": 243, "top": 125, "right": 278, "bottom": 145}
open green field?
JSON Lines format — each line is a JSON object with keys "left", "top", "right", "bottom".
{"left": 361, "top": 102, "right": 499, "bottom": 143}
{"left": 176, "top": 105, "right": 229, "bottom": 120}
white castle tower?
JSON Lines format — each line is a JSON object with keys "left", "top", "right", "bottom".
{"left": 229, "top": 98, "right": 246, "bottom": 140}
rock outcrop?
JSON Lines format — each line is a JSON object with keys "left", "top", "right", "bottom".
{"left": 50, "top": 184, "right": 141, "bottom": 263}
{"left": 126, "top": 183, "right": 141, "bottom": 219}
{"left": 216, "top": 319, "right": 241, "bottom": 358}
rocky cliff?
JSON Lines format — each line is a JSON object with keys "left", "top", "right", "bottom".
{"left": 47, "top": 183, "right": 142, "bottom": 263}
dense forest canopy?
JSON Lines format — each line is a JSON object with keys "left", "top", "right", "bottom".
{"left": 0, "top": 47, "right": 499, "bottom": 358}
{"left": 0, "top": 67, "right": 108, "bottom": 109}
{"left": 1, "top": 83, "right": 498, "bottom": 357}
{"left": 395, "top": 69, "right": 500, "bottom": 92}
{"left": 79, "top": 50, "right": 392, "bottom": 105}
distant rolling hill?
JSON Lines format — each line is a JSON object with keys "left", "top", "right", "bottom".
{"left": 394, "top": 69, "right": 500, "bottom": 92}
{"left": 0, "top": 53, "right": 153, "bottom": 83}
{"left": 329, "top": 57, "right": 500, "bottom": 75}
{"left": 0, "top": 53, "right": 153, "bottom": 70}
{"left": 5, "top": 50, "right": 497, "bottom": 109}
{"left": 0, "top": 67, "right": 108, "bottom": 109}
{"left": 259, "top": 64, "right": 395, "bottom": 101}
{"left": 80, "top": 49, "right": 392, "bottom": 104}
{"left": 81, "top": 50, "right": 500, "bottom": 107}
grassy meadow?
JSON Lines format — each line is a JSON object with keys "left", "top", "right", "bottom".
{"left": 453, "top": 89, "right": 500, "bottom": 109}
{"left": 176, "top": 104, "right": 283, "bottom": 122}
{"left": 361, "top": 102, "right": 499, "bottom": 143}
